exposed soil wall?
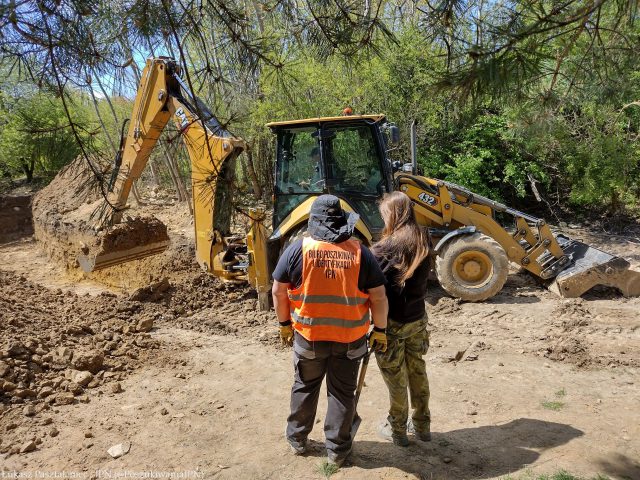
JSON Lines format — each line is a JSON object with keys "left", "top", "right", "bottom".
{"left": 31, "top": 158, "right": 171, "bottom": 288}
{"left": 0, "top": 195, "right": 33, "bottom": 243}
{"left": 31, "top": 158, "right": 103, "bottom": 271}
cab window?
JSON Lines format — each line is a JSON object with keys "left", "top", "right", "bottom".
{"left": 275, "top": 127, "right": 324, "bottom": 194}
{"left": 325, "top": 125, "right": 383, "bottom": 195}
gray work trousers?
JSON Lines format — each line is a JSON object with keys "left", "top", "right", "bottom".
{"left": 286, "top": 332, "right": 367, "bottom": 458}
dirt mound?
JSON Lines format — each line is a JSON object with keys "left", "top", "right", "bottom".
{"left": 0, "top": 257, "right": 279, "bottom": 457}
{"left": 125, "top": 270, "right": 280, "bottom": 345}
{"left": 0, "top": 263, "right": 277, "bottom": 406}
{"left": 99, "top": 217, "right": 168, "bottom": 252}
{"left": 552, "top": 299, "right": 591, "bottom": 318}
{"left": 32, "top": 158, "right": 102, "bottom": 221}
{"left": 551, "top": 299, "right": 592, "bottom": 331}
{"left": 31, "top": 158, "right": 170, "bottom": 282}
{"left": 543, "top": 336, "right": 590, "bottom": 365}
{"left": 0, "top": 270, "right": 161, "bottom": 405}
{"left": 0, "top": 269, "right": 167, "bottom": 455}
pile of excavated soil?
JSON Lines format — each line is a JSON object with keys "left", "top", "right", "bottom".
{"left": 0, "top": 264, "right": 278, "bottom": 457}
{"left": 0, "top": 269, "right": 161, "bottom": 455}
{"left": 31, "top": 158, "right": 101, "bottom": 241}
{"left": 0, "top": 270, "right": 161, "bottom": 403}
{"left": 32, "top": 158, "right": 168, "bottom": 278}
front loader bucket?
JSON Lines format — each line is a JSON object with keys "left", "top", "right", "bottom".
{"left": 548, "top": 234, "right": 640, "bottom": 298}
{"left": 77, "top": 216, "right": 170, "bottom": 273}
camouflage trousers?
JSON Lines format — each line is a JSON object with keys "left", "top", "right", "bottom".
{"left": 375, "top": 316, "right": 431, "bottom": 435}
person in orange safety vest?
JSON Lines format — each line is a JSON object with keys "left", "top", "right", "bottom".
{"left": 272, "top": 194, "right": 388, "bottom": 468}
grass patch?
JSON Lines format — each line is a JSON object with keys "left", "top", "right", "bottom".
{"left": 555, "top": 388, "right": 566, "bottom": 397}
{"left": 316, "top": 460, "right": 339, "bottom": 478}
{"left": 541, "top": 400, "right": 565, "bottom": 411}
{"left": 548, "top": 473, "right": 582, "bottom": 480}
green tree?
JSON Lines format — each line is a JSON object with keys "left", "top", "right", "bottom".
{"left": 0, "top": 89, "right": 83, "bottom": 181}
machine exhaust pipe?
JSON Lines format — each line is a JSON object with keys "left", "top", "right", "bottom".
{"left": 410, "top": 119, "right": 418, "bottom": 175}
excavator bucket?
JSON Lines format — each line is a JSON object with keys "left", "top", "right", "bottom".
{"left": 549, "top": 234, "right": 640, "bottom": 298}
{"left": 77, "top": 217, "right": 170, "bottom": 273}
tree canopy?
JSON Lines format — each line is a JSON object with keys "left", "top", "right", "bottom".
{"left": 1, "top": 1, "right": 639, "bottom": 219}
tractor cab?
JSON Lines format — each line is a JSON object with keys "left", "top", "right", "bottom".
{"left": 267, "top": 115, "right": 397, "bottom": 241}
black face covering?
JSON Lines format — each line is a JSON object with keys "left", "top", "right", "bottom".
{"left": 307, "top": 195, "right": 359, "bottom": 244}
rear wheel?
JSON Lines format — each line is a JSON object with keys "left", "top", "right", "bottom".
{"left": 435, "top": 233, "right": 508, "bottom": 302}
{"left": 280, "top": 223, "right": 308, "bottom": 254}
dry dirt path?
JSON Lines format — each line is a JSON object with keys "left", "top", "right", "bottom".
{"left": 0, "top": 239, "right": 116, "bottom": 295}
{"left": 2, "top": 209, "right": 639, "bottom": 479}
{"left": 2, "top": 326, "right": 638, "bottom": 480}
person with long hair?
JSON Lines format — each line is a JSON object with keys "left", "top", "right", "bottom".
{"left": 371, "top": 191, "right": 432, "bottom": 447}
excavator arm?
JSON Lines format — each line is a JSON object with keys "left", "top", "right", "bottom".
{"left": 80, "top": 57, "right": 269, "bottom": 299}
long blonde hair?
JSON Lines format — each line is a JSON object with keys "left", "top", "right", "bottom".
{"left": 372, "top": 191, "right": 429, "bottom": 286}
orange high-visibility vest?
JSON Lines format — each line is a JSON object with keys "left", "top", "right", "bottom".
{"left": 288, "top": 237, "right": 370, "bottom": 343}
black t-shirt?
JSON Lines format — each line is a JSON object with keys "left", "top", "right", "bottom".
{"left": 375, "top": 255, "right": 429, "bottom": 324}
{"left": 272, "top": 238, "right": 386, "bottom": 292}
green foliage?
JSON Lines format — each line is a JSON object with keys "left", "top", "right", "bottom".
{"left": 0, "top": 68, "right": 128, "bottom": 184}
{"left": 316, "top": 460, "right": 339, "bottom": 478}
{"left": 0, "top": 88, "right": 82, "bottom": 181}
{"left": 423, "top": 111, "right": 547, "bottom": 202}
{"left": 541, "top": 400, "right": 565, "bottom": 411}
{"left": 237, "top": 19, "right": 640, "bottom": 215}
{"left": 508, "top": 99, "right": 640, "bottom": 212}
{"left": 1, "top": 1, "right": 639, "bottom": 218}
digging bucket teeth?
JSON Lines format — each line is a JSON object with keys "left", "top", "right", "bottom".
{"left": 77, "top": 216, "right": 170, "bottom": 273}
{"left": 78, "top": 240, "right": 170, "bottom": 272}
{"left": 548, "top": 234, "right": 640, "bottom": 298}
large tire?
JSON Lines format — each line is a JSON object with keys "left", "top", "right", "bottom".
{"left": 435, "top": 233, "right": 509, "bottom": 302}
{"left": 280, "top": 223, "right": 308, "bottom": 254}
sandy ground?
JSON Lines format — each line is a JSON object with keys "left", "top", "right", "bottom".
{"left": 1, "top": 199, "right": 640, "bottom": 479}
{"left": 1, "top": 326, "right": 638, "bottom": 480}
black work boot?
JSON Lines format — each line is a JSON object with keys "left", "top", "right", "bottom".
{"left": 377, "top": 420, "right": 410, "bottom": 447}
{"left": 288, "top": 440, "right": 307, "bottom": 455}
{"left": 327, "top": 449, "right": 351, "bottom": 468}
{"left": 286, "top": 432, "right": 308, "bottom": 455}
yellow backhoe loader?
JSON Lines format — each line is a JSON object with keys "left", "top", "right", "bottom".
{"left": 77, "top": 57, "right": 270, "bottom": 304}
{"left": 79, "top": 57, "right": 640, "bottom": 308}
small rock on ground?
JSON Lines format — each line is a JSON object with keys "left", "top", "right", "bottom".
{"left": 20, "top": 441, "right": 37, "bottom": 453}
{"left": 107, "top": 441, "right": 131, "bottom": 459}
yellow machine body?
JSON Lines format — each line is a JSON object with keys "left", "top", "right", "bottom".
{"left": 79, "top": 57, "right": 639, "bottom": 304}
{"left": 268, "top": 116, "right": 639, "bottom": 300}
{"left": 80, "top": 58, "right": 269, "bottom": 300}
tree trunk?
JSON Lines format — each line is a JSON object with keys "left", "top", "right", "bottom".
{"left": 131, "top": 182, "right": 145, "bottom": 206}
{"left": 93, "top": 71, "right": 119, "bottom": 125}
{"left": 149, "top": 160, "right": 161, "bottom": 187}
{"left": 87, "top": 80, "right": 118, "bottom": 155}
{"left": 162, "top": 149, "right": 183, "bottom": 200}
{"left": 19, "top": 156, "right": 35, "bottom": 183}
{"left": 257, "top": 136, "right": 273, "bottom": 198}
{"left": 163, "top": 145, "right": 193, "bottom": 214}
{"left": 245, "top": 146, "right": 263, "bottom": 200}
